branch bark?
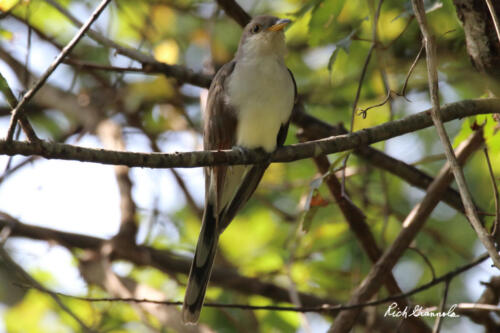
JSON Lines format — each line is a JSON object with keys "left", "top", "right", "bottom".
{"left": 215, "top": 0, "right": 251, "bottom": 27}
{"left": 96, "top": 120, "right": 138, "bottom": 243}
{"left": 0, "top": 98, "right": 498, "bottom": 169}
{"left": 0, "top": 214, "right": 396, "bottom": 331}
{"left": 6, "top": 0, "right": 113, "bottom": 141}
{"left": 453, "top": 0, "right": 500, "bottom": 81}
{"left": 79, "top": 251, "right": 214, "bottom": 333}
{"left": 328, "top": 128, "right": 484, "bottom": 332}
{"left": 309, "top": 152, "right": 430, "bottom": 333}
{"left": 44, "top": 0, "right": 212, "bottom": 88}
{"left": 293, "top": 106, "right": 475, "bottom": 216}
{"left": 412, "top": 0, "right": 500, "bottom": 269}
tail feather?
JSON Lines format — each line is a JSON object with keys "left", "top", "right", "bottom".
{"left": 182, "top": 204, "right": 219, "bottom": 324}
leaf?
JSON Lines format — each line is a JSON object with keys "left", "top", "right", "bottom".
{"left": 308, "top": 0, "right": 347, "bottom": 46}
{"left": 300, "top": 178, "right": 329, "bottom": 232}
{"left": 327, "top": 150, "right": 352, "bottom": 174}
{"left": 453, "top": 117, "right": 473, "bottom": 148}
{"left": 0, "top": 0, "right": 17, "bottom": 11}
{"left": 484, "top": 115, "right": 500, "bottom": 154}
{"left": 310, "top": 190, "right": 329, "bottom": 207}
{"left": 392, "top": 0, "right": 443, "bottom": 21}
{"left": 290, "top": 0, "right": 324, "bottom": 19}
{"left": 0, "top": 28, "right": 13, "bottom": 41}
{"left": 0, "top": 72, "right": 18, "bottom": 108}
{"left": 154, "top": 39, "right": 180, "bottom": 64}
{"left": 327, "top": 32, "right": 354, "bottom": 69}
{"left": 304, "top": 177, "right": 324, "bottom": 211}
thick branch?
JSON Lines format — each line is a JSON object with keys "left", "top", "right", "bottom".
{"left": 0, "top": 215, "right": 395, "bottom": 330}
{"left": 329, "top": 129, "right": 484, "bottom": 332}
{"left": 79, "top": 252, "right": 213, "bottom": 333}
{"left": 310, "top": 153, "right": 430, "bottom": 333}
{"left": 215, "top": 0, "right": 251, "bottom": 27}
{"left": 412, "top": 0, "right": 500, "bottom": 269}
{"left": 0, "top": 98, "right": 498, "bottom": 168}
{"left": 96, "top": 120, "right": 138, "bottom": 243}
{"left": 453, "top": 0, "right": 500, "bottom": 80}
{"left": 292, "top": 107, "right": 474, "bottom": 215}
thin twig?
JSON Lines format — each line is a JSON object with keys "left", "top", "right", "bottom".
{"left": 6, "top": 0, "right": 113, "bottom": 142}
{"left": 357, "top": 42, "right": 424, "bottom": 117}
{"left": 411, "top": 0, "right": 500, "bottom": 269}
{"left": 401, "top": 43, "right": 425, "bottom": 97}
{"left": 408, "top": 247, "right": 436, "bottom": 280}
{"left": 485, "top": 0, "right": 500, "bottom": 44}
{"left": 328, "top": 128, "right": 484, "bottom": 333}
{"left": 0, "top": 248, "right": 95, "bottom": 332}
{"left": 484, "top": 147, "right": 500, "bottom": 240}
{"left": 0, "top": 72, "right": 39, "bottom": 142}
{"left": 308, "top": 151, "right": 430, "bottom": 332}
{"left": 44, "top": 0, "right": 212, "bottom": 88}
{"left": 14, "top": 252, "right": 490, "bottom": 314}
{"left": 432, "top": 278, "right": 450, "bottom": 333}
{"left": 63, "top": 59, "right": 145, "bottom": 72}
{"left": 342, "top": 0, "right": 384, "bottom": 194}
{"left": 292, "top": 107, "right": 479, "bottom": 217}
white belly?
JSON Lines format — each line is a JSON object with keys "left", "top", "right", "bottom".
{"left": 227, "top": 57, "right": 294, "bottom": 153}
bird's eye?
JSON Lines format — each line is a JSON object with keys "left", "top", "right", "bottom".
{"left": 252, "top": 24, "right": 261, "bottom": 33}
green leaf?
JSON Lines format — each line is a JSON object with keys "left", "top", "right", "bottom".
{"left": 392, "top": 0, "right": 443, "bottom": 21}
{"left": 484, "top": 115, "right": 500, "bottom": 154}
{"left": 0, "top": 28, "right": 13, "bottom": 41}
{"left": 290, "top": 0, "right": 324, "bottom": 19}
{"left": 453, "top": 117, "right": 473, "bottom": 148}
{"left": 308, "top": 0, "right": 347, "bottom": 46}
{"left": 0, "top": 72, "right": 18, "bottom": 108}
{"left": 327, "top": 30, "right": 356, "bottom": 73}
{"left": 328, "top": 150, "right": 352, "bottom": 173}
{"left": 300, "top": 177, "right": 326, "bottom": 232}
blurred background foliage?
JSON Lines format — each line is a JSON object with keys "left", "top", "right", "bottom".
{"left": 0, "top": 0, "right": 499, "bottom": 332}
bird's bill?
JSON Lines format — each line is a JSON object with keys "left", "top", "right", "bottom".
{"left": 267, "top": 19, "right": 292, "bottom": 32}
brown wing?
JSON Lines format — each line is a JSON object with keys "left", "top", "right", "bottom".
{"left": 204, "top": 61, "right": 237, "bottom": 151}
{"left": 203, "top": 61, "right": 237, "bottom": 216}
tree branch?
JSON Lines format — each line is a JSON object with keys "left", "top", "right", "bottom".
{"left": 44, "top": 0, "right": 212, "bottom": 88}
{"left": 412, "top": 0, "right": 500, "bottom": 269}
{"left": 96, "top": 120, "right": 138, "bottom": 243}
{"left": 0, "top": 213, "right": 396, "bottom": 330}
{"left": 328, "top": 128, "right": 484, "bottom": 332}
{"left": 308, "top": 152, "right": 430, "bottom": 333}
{"left": 0, "top": 246, "right": 94, "bottom": 332}
{"left": 292, "top": 106, "right": 476, "bottom": 216}
{"left": 17, "top": 250, "right": 492, "bottom": 316}
{"left": 215, "top": 0, "right": 251, "bottom": 27}
{"left": 6, "top": 0, "right": 113, "bottom": 141}
{"left": 0, "top": 98, "right": 498, "bottom": 169}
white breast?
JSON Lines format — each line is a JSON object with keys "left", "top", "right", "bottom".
{"left": 227, "top": 56, "right": 294, "bottom": 153}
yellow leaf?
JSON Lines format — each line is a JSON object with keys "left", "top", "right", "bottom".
{"left": 152, "top": 5, "right": 175, "bottom": 32}
{"left": 0, "top": 0, "right": 18, "bottom": 11}
{"left": 154, "top": 39, "right": 179, "bottom": 64}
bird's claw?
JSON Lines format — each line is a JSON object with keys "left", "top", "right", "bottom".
{"left": 232, "top": 145, "right": 251, "bottom": 155}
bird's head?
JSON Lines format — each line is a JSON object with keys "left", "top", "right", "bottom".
{"left": 237, "top": 15, "right": 291, "bottom": 59}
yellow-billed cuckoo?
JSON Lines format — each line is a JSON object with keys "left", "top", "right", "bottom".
{"left": 183, "top": 15, "right": 296, "bottom": 323}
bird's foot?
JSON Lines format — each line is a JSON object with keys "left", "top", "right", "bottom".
{"left": 232, "top": 145, "right": 252, "bottom": 156}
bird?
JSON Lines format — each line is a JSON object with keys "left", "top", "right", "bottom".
{"left": 182, "top": 15, "right": 297, "bottom": 324}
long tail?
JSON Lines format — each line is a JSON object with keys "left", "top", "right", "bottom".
{"left": 182, "top": 204, "right": 219, "bottom": 324}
